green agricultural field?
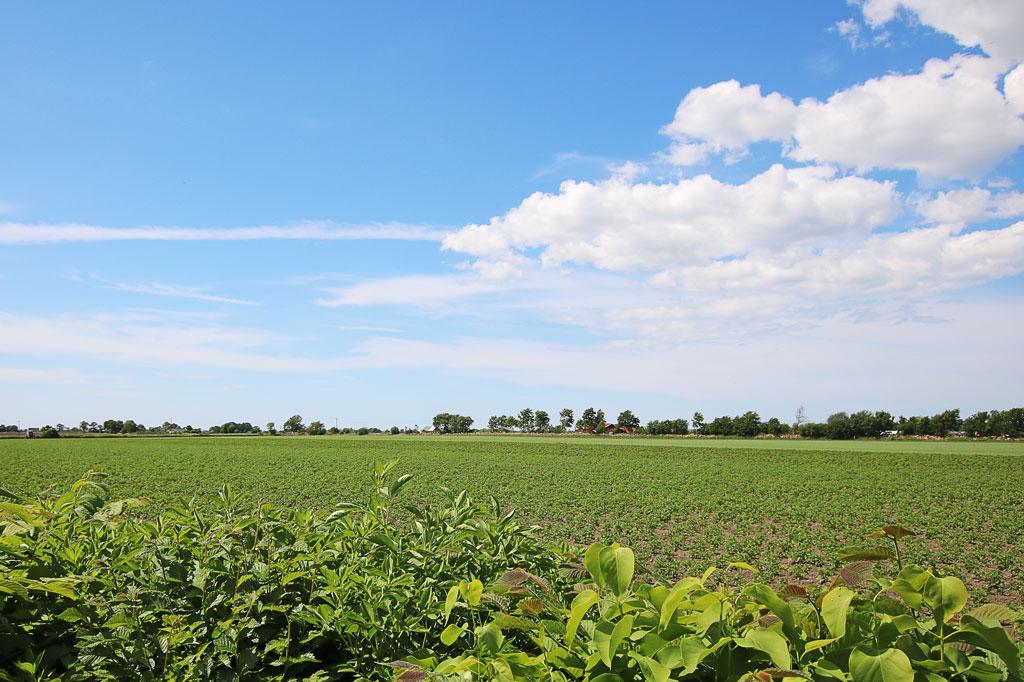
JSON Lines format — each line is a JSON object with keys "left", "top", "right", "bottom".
{"left": 2, "top": 434, "right": 1022, "bottom": 603}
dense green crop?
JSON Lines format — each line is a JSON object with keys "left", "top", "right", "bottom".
{"left": 1, "top": 435, "right": 1022, "bottom": 603}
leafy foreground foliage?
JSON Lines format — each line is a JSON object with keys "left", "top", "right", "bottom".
{"left": 0, "top": 464, "right": 558, "bottom": 680}
{"left": 2, "top": 466, "right": 1022, "bottom": 681}
{"left": 418, "top": 532, "right": 1023, "bottom": 681}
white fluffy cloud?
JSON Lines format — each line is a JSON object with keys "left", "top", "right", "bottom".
{"left": 1006, "top": 64, "right": 1024, "bottom": 115}
{"left": 355, "top": 190, "right": 1024, "bottom": 342}
{"left": 860, "top": 0, "right": 1024, "bottom": 64}
{"left": 916, "top": 187, "right": 1024, "bottom": 227}
{"left": 664, "top": 55, "right": 1024, "bottom": 180}
{"left": 791, "top": 55, "right": 1024, "bottom": 180}
{"left": 661, "top": 80, "right": 797, "bottom": 164}
{"left": 443, "top": 164, "right": 899, "bottom": 272}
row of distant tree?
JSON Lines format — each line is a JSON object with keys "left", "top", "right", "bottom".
{"left": 487, "top": 408, "right": 639, "bottom": 433}
{"left": 479, "top": 406, "right": 1024, "bottom": 439}
{"left": 5, "top": 406, "right": 1023, "bottom": 440}
{"left": 269, "top": 415, "right": 402, "bottom": 436}
{"left": 1, "top": 416, "right": 407, "bottom": 438}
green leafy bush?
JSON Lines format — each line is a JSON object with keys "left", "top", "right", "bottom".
{"left": 0, "top": 463, "right": 558, "bottom": 679}
{"left": 413, "top": 530, "right": 1024, "bottom": 680}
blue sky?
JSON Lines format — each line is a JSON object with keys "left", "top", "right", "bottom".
{"left": 2, "top": 1, "right": 1023, "bottom": 428}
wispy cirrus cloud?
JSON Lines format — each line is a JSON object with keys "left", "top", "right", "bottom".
{"left": 0, "top": 311, "right": 321, "bottom": 373}
{"left": 316, "top": 274, "right": 518, "bottom": 308}
{"left": 0, "top": 367, "right": 109, "bottom": 386}
{"left": 0, "top": 220, "right": 446, "bottom": 244}
{"left": 330, "top": 323, "right": 406, "bottom": 334}
{"left": 96, "top": 278, "right": 262, "bottom": 307}
{"left": 532, "top": 151, "right": 620, "bottom": 179}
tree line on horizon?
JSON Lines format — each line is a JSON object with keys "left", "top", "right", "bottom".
{"left": 481, "top": 405, "right": 1024, "bottom": 439}
{"left": 1, "top": 416, "right": 406, "bottom": 438}
{"left": 4, "top": 405, "right": 1023, "bottom": 439}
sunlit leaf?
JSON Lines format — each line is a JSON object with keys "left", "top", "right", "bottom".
{"left": 849, "top": 648, "right": 914, "bottom": 682}
{"left": 735, "top": 628, "right": 792, "bottom": 670}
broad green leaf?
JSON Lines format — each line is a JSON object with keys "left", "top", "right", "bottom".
{"left": 0, "top": 502, "right": 43, "bottom": 526}
{"left": 890, "top": 565, "right": 930, "bottom": 609}
{"left": 0, "top": 579, "right": 29, "bottom": 598}
{"left": 655, "top": 636, "right": 706, "bottom": 675}
{"left": 811, "top": 659, "right": 850, "bottom": 681}
{"left": 444, "top": 584, "right": 460, "bottom": 622}
{"left": 594, "top": 614, "right": 634, "bottom": 667}
{"left": 736, "top": 628, "right": 792, "bottom": 670}
{"left": 968, "top": 603, "right": 1017, "bottom": 623}
{"left": 630, "top": 653, "right": 671, "bottom": 682}
{"left": 440, "top": 623, "right": 465, "bottom": 646}
{"left": 476, "top": 622, "right": 504, "bottom": 656}
{"left": 57, "top": 607, "right": 84, "bottom": 623}
{"left": 804, "top": 638, "right": 837, "bottom": 654}
{"left": 461, "top": 579, "right": 483, "bottom": 606}
{"left": 659, "top": 577, "right": 701, "bottom": 629}
{"left": 434, "top": 655, "right": 480, "bottom": 674}
{"left": 849, "top": 648, "right": 914, "bottom": 682}
{"left": 700, "top": 566, "right": 717, "bottom": 585}
{"left": 647, "top": 585, "right": 670, "bottom": 612}
{"left": 389, "top": 473, "right": 414, "bottom": 497}
{"left": 743, "top": 584, "right": 798, "bottom": 642}
{"left": 728, "top": 561, "right": 759, "bottom": 573}
{"left": 965, "top": 660, "right": 1005, "bottom": 682}
{"left": 922, "top": 575, "right": 967, "bottom": 623}
{"left": 695, "top": 596, "right": 729, "bottom": 633}
{"left": 600, "top": 545, "right": 635, "bottom": 597}
{"left": 489, "top": 659, "right": 514, "bottom": 682}
{"left": 886, "top": 614, "right": 921, "bottom": 633}
{"left": 565, "top": 589, "right": 599, "bottom": 648}
{"left": 280, "top": 571, "right": 305, "bottom": 586}
{"left": 637, "top": 632, "right": 669, "bottom": 658}
{"left": 34, "top": 580, "right": 77, "bottom": 599}
{"left": 584, "top": 543, "right": 606, "bottom": 589}
{"left": 492, "top": 614, "right": 539, "bottom": 632}
{"left": 821, "top": 586, "right": 855, "bottom": 639}
{"left": 947, "top": 615, "right": 1020, "bottom": 678}
{"left": 103, "top": 611, "right": 133, "bottom": 629}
